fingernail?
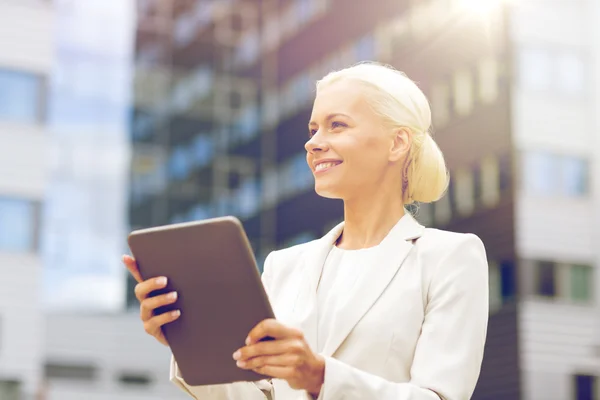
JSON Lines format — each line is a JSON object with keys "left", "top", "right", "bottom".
{"left": 236, "top": 360, "right": 246, "bottom": 368}
{"left": 168, "top": 291, "right": 177, "bottom": 300}
{"left": 245, "top": 337, "right": 250, "bottom": 345}
{"left": 122, "top": 255, "right": 127, "bottom": 263}
{"left": 232, "top": 350, "right": 241, "bottom": 360}
{"left": 171, "top": 310, "right": 181, "bottom": 317}
{"left": 156, "top": 277, "right": 167, "bottom": 286}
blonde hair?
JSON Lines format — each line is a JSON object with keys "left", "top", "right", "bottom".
{"left": 316, "top": 62, "right": 449, "bottom": 204}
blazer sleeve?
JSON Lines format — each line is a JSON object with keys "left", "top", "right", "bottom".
{"left": 169, "top": 253, "right": 277, "bottom": 399}
{"left": 316, "top": 234, "right": 489, "bottom": 400}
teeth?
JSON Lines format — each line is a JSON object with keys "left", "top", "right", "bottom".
{"left": 316, "top": 162, "right": 339, "bottom": 171}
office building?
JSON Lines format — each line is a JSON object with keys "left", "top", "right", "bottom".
{"left": 0, "top": 1, "right": 53, "bottom": 399}
{"left": 129, "top": 0, "right": 600, "bottom": 398}
{"left": 37, "top": 2, "right": 189, "bottom": 399}
{"left": 42, "top": 314, "right": 188, "bottom": 400}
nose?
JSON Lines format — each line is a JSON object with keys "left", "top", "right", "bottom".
{"left": 305, "top": 131, "right": 329, "bottom": 154}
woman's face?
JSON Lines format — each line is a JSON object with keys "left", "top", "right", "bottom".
{"left": 306, "top": 79, "right": 408, "bottom": 200}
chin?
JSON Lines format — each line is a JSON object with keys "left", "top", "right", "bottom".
{"left": 314, "top": 184, "right": 343, "bottom": 199}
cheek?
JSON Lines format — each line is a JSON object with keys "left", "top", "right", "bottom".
{"left": 352, "top": 138, "right": 388, "bottom": 169}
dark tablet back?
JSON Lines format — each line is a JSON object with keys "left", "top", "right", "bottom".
{"left": 128, "top": 216, "right": 275, "bottom": 386}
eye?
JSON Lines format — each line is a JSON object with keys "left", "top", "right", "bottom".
{"left": 308, "top": 128, "right": 317, "bottom": 138}
{"left": 331, "top": 121, "right": 346, "bottom": 129}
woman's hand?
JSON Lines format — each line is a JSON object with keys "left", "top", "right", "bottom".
{"left": 233, "top": 319, "right": 325, "bottom": 397}
{"left": 122, "top": 255, "right": 181, "bottom": 346}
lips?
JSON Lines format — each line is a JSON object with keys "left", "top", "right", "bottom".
{"left": 314, "top": 160, "right": 342, "bottom": 173}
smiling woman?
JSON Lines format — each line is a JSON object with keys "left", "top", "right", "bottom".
{"left": 124, "top": 62, "right": 489, "bottom": 400}
{"left": 306, "top": 63, "right": 449, "bottom": 206}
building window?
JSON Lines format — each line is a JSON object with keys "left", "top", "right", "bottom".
{"left": 498, "top": 153, "right": 512, "bottom": 193}
{"left": 131, "top": 149, "right": 167, "bottom": 204}
{"left": 522, "top": 151, "right": 589, "bottom": 197}
{"left": 573, "top": 374, "right": 597, "bottom": 400}
{"left": 524, "top": 151, "right": 559, "bottom": 195}
{"left": 481, "top": 155, "right": 501, "bottom": 207}
{"left": 0, "top": 380, "right": 21, "bottom": 400}
{"left": 389, "top": 13, "right": 411, "bottom": 51}
{"left": 477, "top": 58, "right": 499, "bottom": 104}
{"left": 453, "top": 69, "right": 474, "bottom": 116}
{"left": 570, "top": 264, "right": 593, "bottom": 303}
{"left": 489, "top": 261, "right": 502, "bottom": 312}
{"left": 536, "top": 261, "right": 557, "bottom": 298}
{"left": 453, "top": 168, "right": 475, "bottom": 216}
{"left": 489, "top": 259, "right": 517, "bottom": 311}
{"left": 562, "top": 155, "right": 589, "bottom": 196}
{"left": 234, "top": 31, "right": 260, "bottom": 68}
{"left": 261, "top": 12, "right": 280, "bottom": 52}
{"left": 555, "top": 52, "right": 586, "bottom": 97}
{"left": 168, "top": 146, "right": 191, "bottom": 181}
{"left": 262, "top": 89, "right": 279, "bottom": 128}
{"left": 472, "top": 164, "right": 482, "bottom": 204}
{"left": 45, "top": 363, "right": 98, "bottom": 381}
{"left": 431, "top": 82, "right": 451, "bottom": 127}
{"left": 528, "top": 260, "right": 594, "bottom": 304}
{"left": 236, "top": 178, "right": 260, "bottom": 218}
{"left": 279, "top": 3, "right": 300, "bottom": 41}
{"left": 518, "top": 47, "right": 586, "bottom": 97}
{"left": 190, "top": 134, "right": 214, "bottom": 168}
{"left": 518, "top": 48, "right": 552, "bottom": 92}
{"left": 433, "top": 190, "right": 452, "bottom": 226}
{"left": 0, "top": 68, "right": 44, "bottom": 124}
{"left": 0, "top": 198, "right": 37, "bottom": 252}
{"left": 500, "top": 260, "right": 517, "bottom": 302}
{"left": 261, "top": 168, "right": 279, "bottom": 208}
{"left": 278, "top": 152, "right": 313, "bottom": 200}
{"left": 117, "top": 372, "right": 153, "bottom": 386}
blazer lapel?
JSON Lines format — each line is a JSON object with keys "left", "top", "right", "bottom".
{"left": 321, "top": 213, "right": 424, "bottom": 357}
{"left": 291, "top": 222, "right": 345, "bottom": 352}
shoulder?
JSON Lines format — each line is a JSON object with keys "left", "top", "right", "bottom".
{"left": 415, "top": 228, "right": 488, "bottom": 276}
{"left": 268, "top": 240, "right": 316, "bottom": 262}
{"left": 262, "top": 239, "right": 318, "bottom": 275}
{"left": 417, "top": 228, "right": 485, "bottom": 253}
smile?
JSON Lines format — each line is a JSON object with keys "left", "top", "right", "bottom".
{"left": 315, "top": 161, "right": 342, "bottom": 173}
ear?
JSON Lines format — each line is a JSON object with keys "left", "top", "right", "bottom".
{"left": 389, "top": 127, "right": 411, "bottom": 162}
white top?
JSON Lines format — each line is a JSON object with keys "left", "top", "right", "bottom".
{"left": 316, "top": 244, "right": 381, "bottom": 353}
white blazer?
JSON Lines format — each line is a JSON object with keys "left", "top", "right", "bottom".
{"left": 170, "top": 213, "right": 489, "bottom": 400}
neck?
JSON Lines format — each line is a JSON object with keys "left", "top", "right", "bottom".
{"left": 337, "top": 187, "right": 406, "bottom": 250}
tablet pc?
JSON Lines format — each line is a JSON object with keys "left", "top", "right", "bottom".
{"left": 127, "top": 216, "right": 275, "bottom": 386}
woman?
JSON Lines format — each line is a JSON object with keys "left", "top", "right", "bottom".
{"left": 124, "top": 62, "right": 489, "bottom": 400}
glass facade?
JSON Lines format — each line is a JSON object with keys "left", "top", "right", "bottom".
{"left": 0, "top": 197, "right": 37, "bottom": 253}
{"left": 522, "top": 151, "right": 589, "bottom": 197}
{"left": 570, "top": 264, "right": 593, "bottom": 303}
{"left": 0, "top": 68, "right": 43, "bottom": 123}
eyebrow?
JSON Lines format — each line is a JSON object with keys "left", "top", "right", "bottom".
{"left": 308, "top": 113, "right": 351, "bottom": 127}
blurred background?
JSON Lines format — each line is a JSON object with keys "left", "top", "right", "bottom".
{"left": 0, "top": 0, "right": 598, "bottom": 399}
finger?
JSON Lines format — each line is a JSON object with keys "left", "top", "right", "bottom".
{"left": 246, "top": 319, "right": 303, "bottom": 345}
{"left": 251, "top": 365, "right": 294, "bottom": 380}
{"left": 234, "top": 338, "right": 301, "bottom": 362}
{"left": 140, "top": 291, "right": 178, "bottom": 322}
{"left": 143, "top": 309, "right": 181, "bottom": 338}
{"left": 134, "top": 276, "right": 167, "bottom": 303}
{"left": 122, "top": 255, "right": 143, "bottom": 283}
{"left": 236, "top": 353, "right": 302, "bottom": 370}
